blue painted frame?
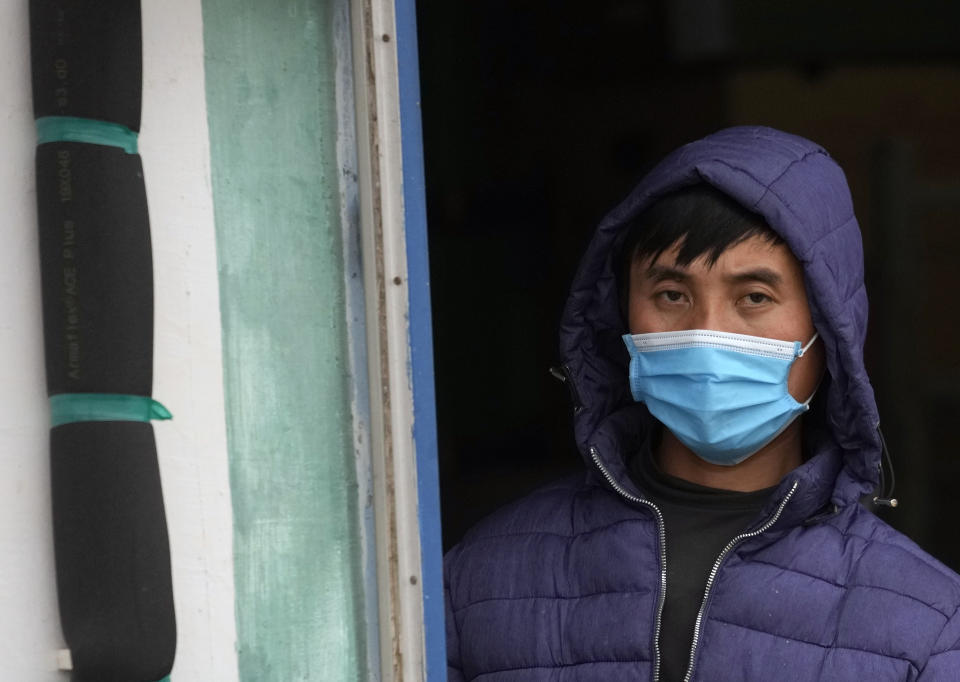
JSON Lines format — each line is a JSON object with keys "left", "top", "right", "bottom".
{"left": 394, "top": 0, "right": 447, "bottom": 679}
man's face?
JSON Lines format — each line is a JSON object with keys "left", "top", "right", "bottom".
{"left": 627, "top": 235, "right": 825, "bottom": 403}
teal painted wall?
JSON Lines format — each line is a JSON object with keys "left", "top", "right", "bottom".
{"left": 201, "top": 2, "right": 366, "bottom": 679}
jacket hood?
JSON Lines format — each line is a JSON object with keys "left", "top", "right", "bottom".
{"left": 559, "top": 126, "right": 881, "bottom": 511}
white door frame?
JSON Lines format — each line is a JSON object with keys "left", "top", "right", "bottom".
{"left": 350, "top": 0, "right": 445, "bottom": 679}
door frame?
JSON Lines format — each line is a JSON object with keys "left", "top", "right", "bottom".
{"left": 350, "top": 0, "right": 445, "bottom": 678}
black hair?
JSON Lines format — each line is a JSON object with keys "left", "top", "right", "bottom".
{"left": 617, "top": 184, "right": 783, "bottom": 320}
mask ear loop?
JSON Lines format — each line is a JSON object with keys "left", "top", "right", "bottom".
{"left": 799, "top": 377, "right": 822, "bottom": 408}
{"left": 797, "top": 331, "right": 820, "bottom": 357}
{"left": 796, "top": 332, "right": 822, "bottom": 407}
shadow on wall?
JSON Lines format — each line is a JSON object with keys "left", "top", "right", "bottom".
{"left": 417, "top": 0, "right": 960, "bottom": 564}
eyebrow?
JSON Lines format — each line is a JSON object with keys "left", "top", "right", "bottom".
{"left": 644, "top": 264, "right": 689, "bottom": 282}
{"left": 725, "top": 268, "right": 783, "bottom": 287}
{"left": 642, "top": 264, "right": 784, "bottom": 287}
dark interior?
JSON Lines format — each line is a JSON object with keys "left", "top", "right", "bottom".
{"left": 417, "top": 0, "right": 960, "bottom": 568}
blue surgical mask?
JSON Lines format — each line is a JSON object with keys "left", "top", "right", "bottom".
{"left": 622, "top": 329, "right": 819, "bottom": 466}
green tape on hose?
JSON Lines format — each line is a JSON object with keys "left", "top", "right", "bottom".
{"left": 36, "top": 116, "right": 139, "bottom": 154}
{"left": 50, "top": 393, "right": 172, "bottom": 427}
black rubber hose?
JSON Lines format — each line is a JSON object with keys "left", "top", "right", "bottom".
{"left": 30, "top": 1, "right": 176, "bottom": 679}
{"left": 30, "top": 0, "right": 142, "bottom": 130}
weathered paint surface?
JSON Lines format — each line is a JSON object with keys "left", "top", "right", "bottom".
{"left": 201, "top": 1, "right": 367, "bottom": 680}
{"left": 141, "top": 0, "right": 241, "bottom": 678}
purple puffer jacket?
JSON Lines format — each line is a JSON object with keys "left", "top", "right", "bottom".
{"left": 444, "top": 127, "right": 960, "bottom": 681}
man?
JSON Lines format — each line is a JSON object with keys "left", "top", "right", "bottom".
{"left": 444, "top": 126, "right": 960, "bottom": 681}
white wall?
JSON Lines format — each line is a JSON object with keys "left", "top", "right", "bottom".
{"left": 0, "top": 1, "right": 239, "bottom": 679}
{"left": 0, "top": 2, "right": 62, "bottom": 676}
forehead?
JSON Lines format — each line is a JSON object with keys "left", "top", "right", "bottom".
{"left": 639, "top": 234, "right": 804, "bottom": 280}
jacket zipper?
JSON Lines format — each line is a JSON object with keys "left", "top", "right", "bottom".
{"left": 681, "top": 479, "right": 799, "bottom": 682}
{"left": 590, "top": 446, "right": 668, "bottom": 682}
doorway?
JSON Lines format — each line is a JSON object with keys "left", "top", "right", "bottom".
{"left": 417, "top": 0, "right": 960, "bottom": 570}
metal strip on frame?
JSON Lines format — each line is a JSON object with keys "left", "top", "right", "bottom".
{"left": 393, "top": 0, "right": 446, "bottom": 679}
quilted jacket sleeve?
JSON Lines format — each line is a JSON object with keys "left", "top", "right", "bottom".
{"left": 918, "top": 604, "right": 960, "bottom": 679}
{"left": 445, "top": 571, "right": 466, "bottom": 682}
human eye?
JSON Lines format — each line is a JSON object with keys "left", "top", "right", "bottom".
{"left": 656, "top": 289, "right": 687, "bottom": 304}
{"left": 741, "top": 292, "right": 772, "bottom": 306}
